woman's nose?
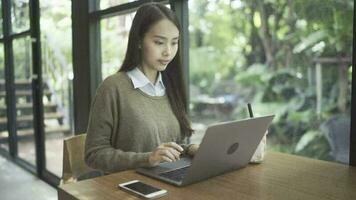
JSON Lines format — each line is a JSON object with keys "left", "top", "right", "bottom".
{"left": 163, "top": 45, "right": 172, "bottom": 56}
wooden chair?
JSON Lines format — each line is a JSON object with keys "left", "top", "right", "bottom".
{"left": 61, "top": 134, "right": 101, "bottom": 184}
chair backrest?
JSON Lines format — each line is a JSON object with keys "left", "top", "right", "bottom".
{"left": 62, "top": 134, "right": 94, "bottom": 184}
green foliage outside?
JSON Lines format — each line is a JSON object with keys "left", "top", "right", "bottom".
{"left": 189, "top": 0, "right": 353, "bottom": 162}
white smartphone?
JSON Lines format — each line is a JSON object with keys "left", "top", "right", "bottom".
{"left": 118, "top": 180, "right": 167, "bottom": 199}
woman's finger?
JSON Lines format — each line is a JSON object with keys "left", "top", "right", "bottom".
{"left": 163, "top": 142, "right": 184, "bottom": 152}
{"left": 161, "top": 155, "right": 173, "bottom": 162}
{"left": 159, "top": 148, "right": 177, "bottom": 161}
{"left": 166, "top": 147, "right": 181, "bottom": 160}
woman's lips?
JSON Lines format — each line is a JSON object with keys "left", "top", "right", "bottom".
{"left": 159, "top": 60, "right": 170, "bottom": 65}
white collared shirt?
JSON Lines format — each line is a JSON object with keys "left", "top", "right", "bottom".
{"left": 127, "top": 67, "right": 166, "bottom": 96}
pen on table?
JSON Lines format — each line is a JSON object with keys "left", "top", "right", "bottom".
{"left": 247, "top": 103, "right": 254, "bottom": 118}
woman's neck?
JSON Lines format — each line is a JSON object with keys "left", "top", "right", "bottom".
{"left": 138, "top": 66, "right": 158, "bottom": 84}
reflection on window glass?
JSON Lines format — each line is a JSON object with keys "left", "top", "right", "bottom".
{"left": 188, "top": 0, "right": 352, "bottom": 164}
{"left": 101, "top": 12, "right": 135, "bottom": 79}
{"left": 11, "top": 0, "right": 30, "bottom": 33}
{"left": 99, "top": 0, "right": 135, "bottom": 10}
{"left": 13, "top": 37, "right": 36, "bottom": 166}
{"left": 41, "top": 0, "right": 74, "bottom": 177}
{"left": 0, "top": 44, "right": 8, "bottom": 151}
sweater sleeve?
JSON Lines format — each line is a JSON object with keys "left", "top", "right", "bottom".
{"left": 84, "top": 78, "right": 151, "bottom": 173}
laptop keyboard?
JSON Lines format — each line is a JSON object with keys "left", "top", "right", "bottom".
{"left": 159, "top": 166, "right": 190, "bottom": 182}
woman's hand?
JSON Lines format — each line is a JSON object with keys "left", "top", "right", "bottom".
{"left": 149, "top": 142, "right": 184, "bottom": 166}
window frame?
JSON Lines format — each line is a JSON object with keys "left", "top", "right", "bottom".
{"left": 350, "top": 2, "right": 356, "bottom": 166}
{"left": 0, "top": 0, "right": 61, "bottom": 186}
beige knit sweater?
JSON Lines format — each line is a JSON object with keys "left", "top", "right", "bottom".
{"left": 85, "top": 72, "right": 186, "bottom": 173}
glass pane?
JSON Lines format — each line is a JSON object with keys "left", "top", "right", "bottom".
{"left": 0, "top": 44, "right": 8, "bottom": 151}
{"left": 13, "top": 36, "right": 36, "bottom": 166}
{"left": 101, "top": 12, "right": 136, "bottom": 80}
{"left": 188, "top": 0, "right": 352, "bottom": 164}
{"left": 40, "top": 0, "right": 73, "bottom": 177}
{"left": 0, "top": 1, "right": 3, "bottom": 38}
{"left": 11, "top": 0, "right": 30, "bottom": 33}
{"left": 99, "top": 0, "right": 135, "bottom": 10}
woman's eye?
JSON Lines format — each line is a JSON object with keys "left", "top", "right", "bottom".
{"left": 154, "top": 41, "right": 164, "bottom": 45}
{"left": 172, "top": 42, "right": 178, "bottom": 46}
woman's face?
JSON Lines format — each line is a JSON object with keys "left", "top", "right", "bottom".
{"left": 140, "top": 19, "right": 179, "bottom": 73}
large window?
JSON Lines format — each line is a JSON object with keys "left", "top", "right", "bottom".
{"left": 40, "top": 0, "right": 73, "bottom": 177}
{"left": 0, "top": 44, "right": 7, "bottom": 151}
{"left": 11, "top": 0, "right": 30, "bottom": 33}
{"left": 0, "top": 0, "right": 73, "bottom": 186}
{"left": 101, "top": 12, "right": 135, "bottom": 79}
{"left": 0, "top": 0, "right": 41, "bottom": 170}
{"left": 74, "top": 0, "right": 354, "bottom": 170}
{"left": 99, "top": 0, "right": 136, "bottom": 10}
{"left": 13, "top": 36, "right": 36, "bottom": 166}
{"left": 188, "top": 0, "right": 353, "bottom": 163}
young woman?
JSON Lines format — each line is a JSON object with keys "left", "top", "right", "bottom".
{"left": 84, "top": 2, "right": 198, "bottom": 173}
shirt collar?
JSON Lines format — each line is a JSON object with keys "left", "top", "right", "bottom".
{"left": 156, "top": 71, "right": 165, "bottom": 89}
{"left": 127, "top": 67, "right": 165, "bottom": 89}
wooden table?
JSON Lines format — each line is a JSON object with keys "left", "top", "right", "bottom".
{"left": 58, "top": 152, "right": 356, "bottom": 200}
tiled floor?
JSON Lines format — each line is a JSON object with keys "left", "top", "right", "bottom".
{"left": 0, "top": 156, "right": 57, "bottom": 200}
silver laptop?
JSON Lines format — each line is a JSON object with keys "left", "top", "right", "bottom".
{"left": 136, "top": 115, "right": 274, "bottom": 186}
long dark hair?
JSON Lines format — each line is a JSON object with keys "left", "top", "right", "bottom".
{"left": 119, "top": 3, "right": 193, "bottom": 137}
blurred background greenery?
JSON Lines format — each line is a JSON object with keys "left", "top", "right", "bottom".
{"left": 188, "top": 0, "right": 353, "bottom": 163}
